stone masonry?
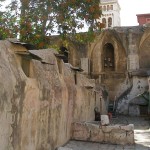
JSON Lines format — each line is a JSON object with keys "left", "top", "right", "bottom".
{"left": 72, "top": 122, "right": 134, "bottom": 145}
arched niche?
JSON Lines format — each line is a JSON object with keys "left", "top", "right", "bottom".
{"left": 50, "top": 38, "right": 78, "bottom": 66}
{"left": 90, "top": 30, "right": 127, "bottom": 76}
{"left": 59, "top": 46, "right": 69, "bottom": 63}
{"left": 103, "top": 43, "right": 115, "bottom": 71}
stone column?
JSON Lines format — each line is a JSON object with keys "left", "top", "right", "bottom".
{"left": 80, "top": 58, "right": 90, "bottom": 74}
{"left": 127, "top": 29, "right": 139, "bottom": 71}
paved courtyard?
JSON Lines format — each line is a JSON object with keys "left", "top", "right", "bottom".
{"left": 63, "top": 116, "right": 150, "bottom": 150}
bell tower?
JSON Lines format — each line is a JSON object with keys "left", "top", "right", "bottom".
{"left": 99, "top": 0, "right": 121, "bottom": 28}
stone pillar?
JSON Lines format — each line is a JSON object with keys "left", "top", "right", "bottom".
{"left": 127, "top": 29, "right": 139, "bottom": 70}
{"left": 128, "top": 54, "right": 139, "bottom": 70}
{"left": 80, "top": 58, "right": 90, "bottom": 74}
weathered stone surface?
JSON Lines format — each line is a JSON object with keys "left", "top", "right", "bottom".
{"left": 72, "top": 122, "right": 90, "bottom": 141}
{"left": 104, "top": 133, "right": 110, "bottom": 143}
{"left": 121, "top": 124, "right": 134, "bottom": 131}
{"left": 72, "top": 122, "right": 134, "bottom": 145}
{"left": 80, "top": 58, "right": 90, "bottom": 74}
{"left": 101, "top": 115, "right": 109, "bottom": 126}
{"left": 110, "top": 129, "right": 127, "bottom": 145}
{"left": 0, "top": 41, "right": 98, "bottom": 150}
{"left": 126, "top": 131, "right": 135, "bottom": 144}
{"left": 128, "top": 54, "right": 139, "bottom": 70}
{"left": 101, "top": 125, "right": 120, "bottom": 133}
{"left": 87, "top": 123, "right": 104, "bottom": 142}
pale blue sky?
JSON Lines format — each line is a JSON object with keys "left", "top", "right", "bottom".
{"left": 118, "top": 0, "right": 150, "bottom": 26}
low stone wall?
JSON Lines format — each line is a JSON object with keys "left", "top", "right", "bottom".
{"left": 72, "top": 122, "right": 134, "bottom": 145}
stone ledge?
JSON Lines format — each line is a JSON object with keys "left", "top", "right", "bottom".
{"left": 72, "top": 122, "right": 134, "bottom": 145}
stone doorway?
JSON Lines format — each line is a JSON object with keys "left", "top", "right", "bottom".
{"left": 103, "top": 43, "right": 115, "bottom": 71}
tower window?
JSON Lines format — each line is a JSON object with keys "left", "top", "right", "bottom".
{"left": 108, "top": 17, "right": 112, "bottom": 27}
{"left": 107, "top": 5, "right": 110, "bottom": 11}
{"left": 110, "top": 5, "right": 113, "bottom": 10}
{"left": 103, "top": 6, "right": 106, "bottom": 11}
{"left": 102, "top": 18, "right": 106, "bottom": 27}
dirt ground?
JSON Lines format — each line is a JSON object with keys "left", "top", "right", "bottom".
{"left": 63, "top": 116, "right": 150, "bottom": 150}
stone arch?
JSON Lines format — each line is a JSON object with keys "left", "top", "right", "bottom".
{"left": 139, "top": 28, "right": 150, "bottom": 68}
{"left": 50, "top": 37, "right": 78, "bottom": 66}
{"left": 90, "top": 30, "right": 127, "bottom": 77}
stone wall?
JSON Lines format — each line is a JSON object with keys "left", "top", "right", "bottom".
{"left": 88, "top": 26, "right": 150, "bottom": 115}
{"left": 72, "top": 122, "right": 134, "bottom": 145}
{"left": 0, "top": 40, "right": 97, "bottom": 150}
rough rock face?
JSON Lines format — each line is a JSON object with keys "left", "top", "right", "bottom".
{"left": 0, "top": 40, "right": 97, "bottom": 150}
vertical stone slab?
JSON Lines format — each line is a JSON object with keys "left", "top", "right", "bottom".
{"left": 80, "top": 58, "right": 90, "bottom": 74}
{"left": 128, "top": 54, "right": 139, "bottom": 70}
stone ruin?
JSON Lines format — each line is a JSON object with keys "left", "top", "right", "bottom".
{"left": 0, "top": 25, "right": 150, "bottom": 150}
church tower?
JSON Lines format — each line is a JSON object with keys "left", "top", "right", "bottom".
{"left": 99, "top": 0, "right": 121, "bottom": 28}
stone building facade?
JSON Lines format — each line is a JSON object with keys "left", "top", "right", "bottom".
{"left": 60, "top": 25, "right": 150, "bottom": 116}
{"left": 0, "top": 25, "right": 150, "bottom": 149}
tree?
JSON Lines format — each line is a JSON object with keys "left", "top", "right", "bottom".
{"left": 0, "top": 0, "right": 102, "bottom": 48}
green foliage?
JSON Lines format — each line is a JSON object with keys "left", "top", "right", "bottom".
{"left": 0, "top": 0, "right": 102, "bottom": 48}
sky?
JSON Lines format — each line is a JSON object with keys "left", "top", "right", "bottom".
{"left": 118, "top": 0, "right": 150, "bottom": 26}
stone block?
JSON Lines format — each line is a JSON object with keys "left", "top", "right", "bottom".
{"left": 110, "top": 129, "right": 127, "bottom": 145}
{"left": 101, "top": 125, "right": 120, "bottom": 133}
{"left": 104, "top": 133, "right": 110, "bottom": 142}
{"left": 101, "top": 115, "right": 109, "bottom": 126}
{"left": 126, "top": 131, "right": 134, "bottom": 144}
{"left": 128, "top": 54, "right": 139, "bottom": 70}
{"left": 72, "top": 122, "right": 90, "bottom": 141}
{"left": 88, "top": 125, "right": 104, "bottom": 142}
{"left": 76, "top": 73, "right": 95, "bottom": 87}
{"left": 121, "top": 124, "right": 134, "bottom": 131}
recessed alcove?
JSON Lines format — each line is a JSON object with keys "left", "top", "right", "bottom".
{"left": 103, "top": 43, "right": 115, "bottom": 71}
